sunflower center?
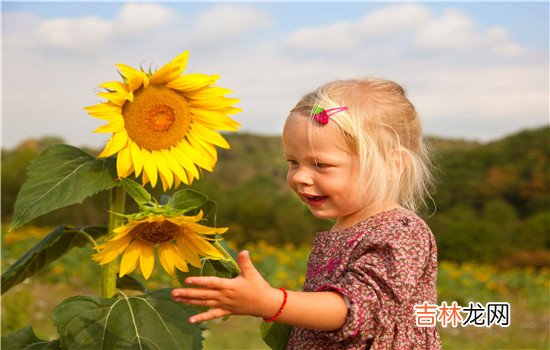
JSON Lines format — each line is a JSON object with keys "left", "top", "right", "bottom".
{"left": 132, "top": 220, "right": 180, "bottom": 243}
{"left": 123, "top": 85, "right": 191, "bottom": 151}
{"left": 146, "top": 105, "right": 175, "bottom": 132}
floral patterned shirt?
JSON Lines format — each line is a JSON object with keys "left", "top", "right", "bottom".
{"left": 286, "top": 208, "right": 441, "bottom": 349}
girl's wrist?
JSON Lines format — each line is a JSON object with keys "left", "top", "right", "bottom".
{"left": 259, "top": 286, "right": 286, "bottom": 320}
{"left": 263, "top": 288, "right": 287, "bottom": 322}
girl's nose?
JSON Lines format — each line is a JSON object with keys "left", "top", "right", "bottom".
{"left": 290, "top": 167, "right": 313, "bottom": 186}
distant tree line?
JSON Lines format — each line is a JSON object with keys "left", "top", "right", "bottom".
{"left": 2, "top": 127, "right": 549, "bottom": 266}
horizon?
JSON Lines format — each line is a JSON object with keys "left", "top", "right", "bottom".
{"left": 3, "top": 124, "right": 548, "bottom": 152}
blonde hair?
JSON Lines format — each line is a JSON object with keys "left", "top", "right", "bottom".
{"left": 286, "top": 78, "right": 435, "bottom": 214}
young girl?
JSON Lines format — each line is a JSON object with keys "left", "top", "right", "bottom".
{"left": 172, "top": 78, "right": 441, "bottom": 349}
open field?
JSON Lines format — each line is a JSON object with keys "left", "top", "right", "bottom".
{"left": 2, "top": 227, "right": 549, "bottom": 349}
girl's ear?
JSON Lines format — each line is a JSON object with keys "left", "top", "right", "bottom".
{"left": 388, "top": 146, "right": 409, "bottom": 173}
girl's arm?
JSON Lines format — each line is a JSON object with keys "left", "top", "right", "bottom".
{"left": 171, "top": 250, "right": 348, "bottom": 331}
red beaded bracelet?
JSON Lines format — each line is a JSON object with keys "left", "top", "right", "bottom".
{"left": 263, "top": 288, "right": 288, "bottom": 322}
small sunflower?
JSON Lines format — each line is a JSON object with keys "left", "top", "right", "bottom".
{"left": 92, "top": 211, "right": 227, "bottom": 279}
{"left": 85, "top": 51, "right": 241, "bottom": 190}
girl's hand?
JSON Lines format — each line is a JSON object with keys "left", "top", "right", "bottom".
{"left": 171, "top": 250, "right": 283, "bottom": 324}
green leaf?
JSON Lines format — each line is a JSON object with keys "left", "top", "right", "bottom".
{"left": 1, "top": 226, "right": 107, "bottom": 294}
{"left": 170, "top": 189, "right": 208, "bottom": 213}
{"left": 1, "top": 326, "right": 61, "bottom": 350}
{"left": 116, "top": 275, "right": 148, "bottom": 293}
{"left": 260, "top": 322, "right": 293, "bottom": 350}
{"left": 53, "top": 290, "right": 203, "bottom": 350}
{"left": 10, "top": 145, "right": 118, "bottom": 230}
{"left": 199, "top": 199, "right": 218, "bottom": 227}
{"left": 121, "top": 177, "right": 151, "bottom": 205}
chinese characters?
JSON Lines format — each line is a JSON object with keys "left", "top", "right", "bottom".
{"left": 414, "top": 301, "right": 510, "bottom": 328}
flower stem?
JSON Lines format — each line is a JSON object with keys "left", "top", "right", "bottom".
{"left": 214, "top": 241, "right": 241, "bottom": 274}
{"left": 101, "top": 185, "right": 126, "bottom": 297}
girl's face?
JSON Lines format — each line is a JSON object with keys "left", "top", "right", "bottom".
{"left": 283, "top": 116, "right": 370, "bottom": 231}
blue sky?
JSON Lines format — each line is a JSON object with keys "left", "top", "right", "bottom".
{"left": 2, "top": 1, "right": 549, "bottom": 149}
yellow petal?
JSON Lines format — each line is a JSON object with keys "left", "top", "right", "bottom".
{"left": 171, "top": 145, "right": 200, "bottom": 180}
{"left": 110, "top": 223, "right": 138, "bottom": 241}
{"left": 186, "top": 222, "right": 228, "bottom": 235}
{"left": 169, "top": 210, "right": 203, "bottom": 224}
{"left": 84, "top": 102, "right": 123, "bottom": 120}
{"left": 94, "top": 118, "right": 125, "bottom": 134}
{"left": 186, "top": 169, "right": 197, "bottom": 185}
{"left": 190, "top": 123, "right": 230, "bottom": 149}
{"left": 166, "top": 74, "right": 219, "bottom": 92}
{"left": 129, "top": 142, "right": 143, "bottom": 177}
{"left": 216, "top": 106, "right": 243, "bottom": 115}
{"left": 158, "top": 243, "right": 176, "bottom": 276}
{"left": 173, "top": 253, "right": 190, "bottom": 273}
{"left": 138, "top": 240, "right": 155, "bottom": 280}
{"left": 149, "top": 51, "right": 189, "bottom": 85}
{"left": 187, "top": 234, "right": 223, "bottom": 259}
{"left": 92, "top": 234, "right": 133, "bottom": 264}
{"left": 119, "top": 239, "right": 141, "bottom": 277}
{"left": 169, "top": 51, "right": 190, "bottom": 77}
{"left": 139, "top": 149, "right": 158, "bottom": 188}
{"left": 98, "top": 131, "right": 129, "bottom": 158}
{"left": 159, "top": 175, "right": 169, "bottom": 192}
{"left": 161, "top": 241, "right": 189, "bottom": 273}
{"left": 151, "top": 151, "right": 174, "bottom": 189}
{"left": 116, "top": 63, "right": 149, "bottom": 91}
{"left": 175, "top": 238, "right": 202, "bottom": 268}
{"left": 141, "top": 169, "right": 150, "bottom": 187}
{"left": 116, "top": 146, "right": 134, "bottom": 178}
{"left": 100, "top": 81, "right": 130, "bottom": 94}
{"left": 188, "top": 130, "right": 217, "bottom": 164}
{"left": 191, "top": 109, "right": 240, "bottom": 131}
{"left": 161, "top": 149, "right": 189, "bottom": 186}
{"left": 97, "top": 91, "right": 131, "bottom": 106}
{"left": 186, "top": 87, "right": 233, "bottom": 100}
{"left": 189, "top": 97, "right": 240, "bottom": 109}
{"left": 178, "top": 139, "right": 213, "bottom": 171}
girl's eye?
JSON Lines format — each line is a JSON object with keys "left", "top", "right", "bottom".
{"left": 287, "top": 160, "right": 299, "bottom": 167}
{"left": 315, "top": 162, "right": 329, "bottom": 168}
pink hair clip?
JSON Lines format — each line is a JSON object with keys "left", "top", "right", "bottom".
{"left": 312, "top": 105, "right": 348, "bottom": 125}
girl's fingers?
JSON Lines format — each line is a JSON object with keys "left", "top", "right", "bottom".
{"left": 189, "top": 308, "right": 231, "bottom": 324}
{"left": 184, "top": 276, "right": 226, "bottom": 288}
{"left": 172, "top": 288, "right": 220, "bottom": 300}
{"left": 176, "top": 297, "right": 218, "bottom": 308}
{"left": 237, "top": 250, "right": 255, "bottom": 279}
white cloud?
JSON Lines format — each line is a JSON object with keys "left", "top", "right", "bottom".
{"left": 284, "top": 21, "right": 356, "bottom": 52}
{"left": 36, "top": 16, "right": 112, "bottom": 51}
{"left": 285, "top": 4, "right": 525, "bottom": 60}
{"left": 191, "top": 5, "right": 272, "bottom": 43}
{"left": 29, "top": 3, "right": 176, "bottom": 53}
{"left": 284, "top": 4, "right": 431, "bottom": 54}
{"left": 116, "top": 3, "right": 175, "bottom": 35}
{"left": 358, "top": 3, "right": 432, "bottom": 36}
{"left": 413, "top": 8, "right": 524, "bottom": 56}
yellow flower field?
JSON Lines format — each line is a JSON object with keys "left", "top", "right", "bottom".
{"left": 2, "top": 227, "right": 548, "bottom": 349}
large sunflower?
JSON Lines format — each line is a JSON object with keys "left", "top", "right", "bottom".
{"left": 92, "top": 211, "right": 227, "bottom": 279}
{"left": 85, "top": 51, "right": 241, "bottom": 190}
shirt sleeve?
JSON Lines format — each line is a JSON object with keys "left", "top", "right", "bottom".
{"left": 314, "top": 217, "right": 434, "bottom": 344}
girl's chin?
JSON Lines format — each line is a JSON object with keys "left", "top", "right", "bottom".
{"left": 307, "top": 208, "right": 335, "bottom": 220}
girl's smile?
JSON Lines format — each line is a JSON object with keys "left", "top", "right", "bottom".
{"left": 301, "top": 193, "right": 328, "bottom": 207}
